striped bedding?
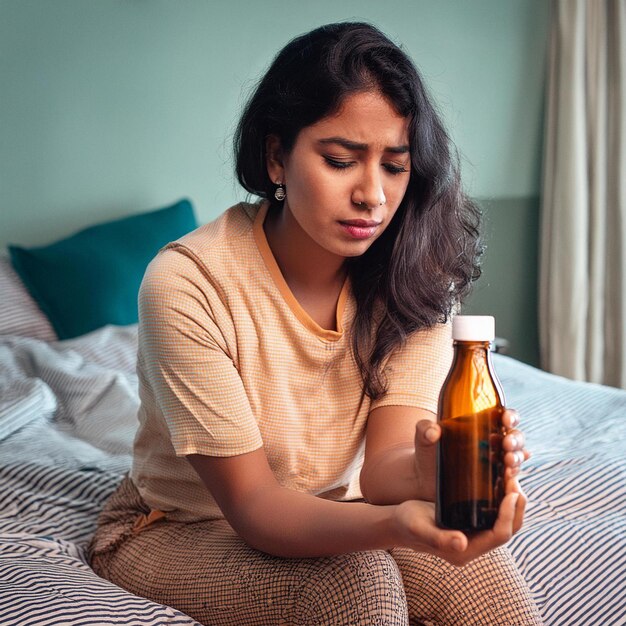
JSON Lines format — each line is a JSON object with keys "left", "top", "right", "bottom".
{"left": 0, "top": 325, "right": 624, "bottom": 625}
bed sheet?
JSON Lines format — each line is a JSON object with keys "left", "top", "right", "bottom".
{"left": 0, "top": 326, "right": 201, "bottom": 625}
{"left": 0, "top": 325, "right": 624, "bottom": 625}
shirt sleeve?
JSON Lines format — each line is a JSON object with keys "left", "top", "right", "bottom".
{"left": 369, "top": 321, "right": 453, "bottom": 414}
{"left": 137, "top": 246, "right": 263, "bottom": 457}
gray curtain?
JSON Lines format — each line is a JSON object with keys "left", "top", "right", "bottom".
{"left": 540, "top": 0, "right": 626, "bottom": 388}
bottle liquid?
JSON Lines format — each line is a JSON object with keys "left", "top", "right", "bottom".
{"left": 436, "top": 315, "right": 506, "bottom": 531}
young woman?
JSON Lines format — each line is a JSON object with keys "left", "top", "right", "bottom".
{"left": 89, "top": 22, "right": 542, "bottom": 625}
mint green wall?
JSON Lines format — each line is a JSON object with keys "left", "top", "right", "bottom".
{"left": 463, "top": 197, "right": 541, "bottom": 366}
{"left": 0, "top": 0, "right": 549, "bottom": 365}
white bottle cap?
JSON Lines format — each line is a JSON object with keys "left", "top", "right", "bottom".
{"left": 452, "top": 315, "right": 495, "bottom": 341}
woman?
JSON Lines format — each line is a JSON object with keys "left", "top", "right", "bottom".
{"left": 89, "top": 22, "right": 542, "bottom": 625}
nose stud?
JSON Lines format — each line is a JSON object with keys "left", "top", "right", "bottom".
{"left": 354, "top": 199, "right": 386, "bottom": 208}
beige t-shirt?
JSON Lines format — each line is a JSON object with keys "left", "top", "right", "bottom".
{"left": 130, "top": 202, "right": 453, "bottom": 522}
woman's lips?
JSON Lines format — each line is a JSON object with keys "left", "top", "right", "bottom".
{"left": 339, "top": 219, "right": 381, "bottom": 240}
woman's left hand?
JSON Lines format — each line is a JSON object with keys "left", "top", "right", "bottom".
{"left": 414, "top": 407, "right": 532, "bottom": 500}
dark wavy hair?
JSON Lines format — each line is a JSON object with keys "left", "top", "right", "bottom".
{"left": 235, "top": 22, "right": 483, "bottom": 398}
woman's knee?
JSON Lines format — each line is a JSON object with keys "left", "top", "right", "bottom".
{"left": 393, "top": 547, "right": 542, "bottom": 626}
{"left": 294, "top": 550, "right": 409, "bottom": 626}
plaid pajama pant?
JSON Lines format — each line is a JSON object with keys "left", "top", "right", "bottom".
{"left": 88, "top": 477, "right": 543, "bottom": 626}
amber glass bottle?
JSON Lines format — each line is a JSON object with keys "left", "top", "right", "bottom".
{"left": 436, "top": 315, "right": 506, "bottom": 531}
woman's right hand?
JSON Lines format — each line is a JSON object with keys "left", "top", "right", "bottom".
{"left": 391, "top": 480, "right": 526, "bottom": 567}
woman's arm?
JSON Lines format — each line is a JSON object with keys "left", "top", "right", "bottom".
{"left": 188, "top": 449, "right": 401, "bottom": 557}
{"left": 359, "top": 406, "right": 437, "bottom": 504}
{"left": 360, "top": 405, "right": 531, "bottom": 505}
{"left": 187, "top": 446, "right": 523, "bottom": 567}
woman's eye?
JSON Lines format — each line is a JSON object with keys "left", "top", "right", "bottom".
{"left": 384, "top": 163, "right": 409, "bottom": 175}
{"left": 324, "top": 157, "right": 354, "bottom": 170}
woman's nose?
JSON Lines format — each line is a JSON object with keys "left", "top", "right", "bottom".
{"left": 353, "top": 168, "right": 386, "bottom": 209}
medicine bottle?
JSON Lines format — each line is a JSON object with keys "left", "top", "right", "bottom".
{"left": 436, "top": 315, "right": 506, "bottom": 531}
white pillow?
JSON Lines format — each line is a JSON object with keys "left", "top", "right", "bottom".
{"left": 0, "top": 255, "right": 57, "bottom": 340}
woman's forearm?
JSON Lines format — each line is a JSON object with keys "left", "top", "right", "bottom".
{"left": 234, "top": 484, "right": 398, "bottom": 558}
{"left": 359, "top": 444, "right": 435, "bottom": 505}
{"left": 187, "top": 447, "right": 433, "bottom": 559}
{"left": 187, "top": 451, "right": 475, "bottom": 563}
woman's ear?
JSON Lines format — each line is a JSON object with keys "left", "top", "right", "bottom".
{"left": 265, "top": 135, "right": 285, "bottom": 184}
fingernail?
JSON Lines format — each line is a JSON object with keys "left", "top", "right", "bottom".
{"left": 425, "top": 428, "right": 438, "bottom": 443}
{"left": 451, "top": 537, "right": 465, "bottom": 551}
{"left": 509, "top": 435, "right": 519, "bottom": 448}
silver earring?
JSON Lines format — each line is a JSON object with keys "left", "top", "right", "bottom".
{"left": 274, "top": 183, "right": 286, "bottom": 202}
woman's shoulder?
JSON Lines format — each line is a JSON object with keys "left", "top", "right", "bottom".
{"left": 176, "top": 201, "right": 260, "bottom": 253}
{"left": 141, "top": 201, "right": 263, "bottom": 294}
{"left": 159, "top": 201, "right": 261, "bottom": 265}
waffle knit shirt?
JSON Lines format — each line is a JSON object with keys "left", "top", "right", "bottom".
{"left": 130, "top": 202, "right": 453, "bottom": 522}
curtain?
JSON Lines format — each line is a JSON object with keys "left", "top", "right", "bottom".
{"left": 540, "top": 0, "right": 626, "bottom": 388}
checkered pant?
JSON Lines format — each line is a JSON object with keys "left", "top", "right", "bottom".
{"left": 88, "top": 477, "right": 543, "bottom": 625}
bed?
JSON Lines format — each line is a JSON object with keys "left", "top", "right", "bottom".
{"left": 0, "top": 208, "right": 625, "bottom": 625}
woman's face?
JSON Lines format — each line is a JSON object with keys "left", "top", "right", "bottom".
{"left": 267, "top": 91, "right": 411, "bottom": 261}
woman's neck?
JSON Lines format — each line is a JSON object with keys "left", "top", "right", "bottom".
{"left": 263, "top": 205, "right": 346, "bottom": 293}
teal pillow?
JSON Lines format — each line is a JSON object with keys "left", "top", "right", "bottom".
{"left": 9, "top": 198, "right": 197, "bottom": 340}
